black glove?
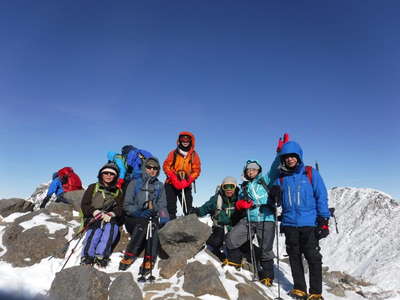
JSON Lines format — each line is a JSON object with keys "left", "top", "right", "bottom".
{"left": 268, "top": 185, "right": 281, "bottom": 207}
{"left": 39, "top": 195, "right": 51, "bottom": 209}
{"left": 315, "top": 216, "right": 329, "bottom": 240}
{"left": 190, "top": 207, "right": 200, "bottom": 216}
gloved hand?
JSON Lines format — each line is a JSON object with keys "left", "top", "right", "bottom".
{"left": 116, "top": 178, "right": 125, "bottom": 189}
{"left": 93, "top": 210, "right": 103, "bottom": 219}
{"left": 159, "top": 216, "right": 170, "bottom": 225}
{"left": 236, "top": 199, "right": 254, "bottom": 211}
{"left": 133, "top": 209, "right": 155, "bottom": 219}
{"left": 190, "top": 207, "right": 200, "bottom": 216}
{"left": 268, "top": 185, "right": 282, "bottom": 208}
{"left": 180, "top": 179, "right": 190, "bottom": 189}
{"left": 39, "top": 195, "right": 51, "bottom": 209}
{"left": 102, "top": 212, "right": 115, "bottom": 223}
{"left": 167, "top": 172, "right": 184, "bottom": 190}
{"left": 276, "top": 133, "right": 289, "bottom": 153}
{"left": 315, "top": 216, "right": 330, "bottom": 239}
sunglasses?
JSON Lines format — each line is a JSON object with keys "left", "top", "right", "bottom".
{"left": 222, "top": 184, "right": 236, "bottom": 191}
{"left": 102, "top": 172, "right": 116, "bottom": 176}
{"left": 145, "top": 165, "right": 159, "bottom": 171}
{"left": 179, "top": 135, "right": 191, "bottom": 142}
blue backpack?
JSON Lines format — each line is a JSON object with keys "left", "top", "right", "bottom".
{"left": 126, "top": 149, "right": 153, "bottom": 180}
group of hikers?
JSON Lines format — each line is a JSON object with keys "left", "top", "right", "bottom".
{"left": 40, "top": 131, "right": 330, "bottom": 300}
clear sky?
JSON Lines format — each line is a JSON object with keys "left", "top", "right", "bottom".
{"left": 1, "top": 1, "right": 399, "bottom": 204}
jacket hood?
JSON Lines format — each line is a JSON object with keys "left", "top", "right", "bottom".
{"left": 141, "top": 157, "right": 161, "bottom": 179}
{"left": 107, "top": 151, "right": 118, "bottom": 162}
{"left": 243, "top": 159, "right": 263, "bottom": 181}
{"left": 279, "top": 141, "right": 304, "bottom": 164}
{"left": 176, "top": 131, "right": 196, "bottom": 151}
{"left": 98, "top": 162, "right": 120, "bottom": 186}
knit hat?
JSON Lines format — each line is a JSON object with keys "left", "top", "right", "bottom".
{"left": 98, "top": 163, "right": 119, "bottom": 178}
{"left": 246, "top": 162, "right": 261, "bottom": 170}
{"left": 222, "top": 176, "right": 237, "bottom": 186}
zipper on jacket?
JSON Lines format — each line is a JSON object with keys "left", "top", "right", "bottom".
{"left": 297, "top": 184, "right": 301, "bottom": 206}
{"left": 288, "top": 185, "right": 292, "bottom": 207}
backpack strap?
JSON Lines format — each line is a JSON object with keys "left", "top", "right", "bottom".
{"left": 305, "top": 166, "right": 313, "bottom": 184}
{"left": 257, "top": 177, "right": 270, "bottom": 193}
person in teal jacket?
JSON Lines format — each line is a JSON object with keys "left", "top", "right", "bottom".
{"left": 224, "top": 160, "right": 281, "bottom": 287}
{"left": 191, "top": 176, "right": 242, "bottom": 260}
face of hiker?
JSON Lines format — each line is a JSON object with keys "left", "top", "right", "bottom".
{"left": 222, "top": 183, "right": 236, "bottom": 197}
{"left": 246, "top": 168, "right": 259, "bottom": 179}
{"left": 145, "top": 164, "right": 159, "bottom": 177}
{"left": 284, "top": 154, "right": 298, "bottom": 168}
{"left": 101, "top": 172, "right": 116, "bottom": 185}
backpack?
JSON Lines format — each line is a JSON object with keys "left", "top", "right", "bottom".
{"left": 279, "top": 165, "right": 313, "bottom": 185}
{"left": 126, "top": 149, "right": 153, "bottom": 177}
{"left": 58, "top": 167, "right": 83, "bottom": 192}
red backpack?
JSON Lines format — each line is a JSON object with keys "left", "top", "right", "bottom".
{"left": 58, "top": 167, "right": 83, "bottom": 192}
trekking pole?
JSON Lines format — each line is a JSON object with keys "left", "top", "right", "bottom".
{"left": 60, "top": 233, "right": 84, "bottom": 271}
{"left": 247, "top": 208, "right": 258, "bottom": 282}
{"left": 329, "top": 207, "right": 339, "bottom": 234}
{"left": 274, "top": 211, "right": 283, "bottom": 300}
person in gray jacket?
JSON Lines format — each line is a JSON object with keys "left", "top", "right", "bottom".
{"left": 118, "top": 157, "right": 169, "bottom": 274}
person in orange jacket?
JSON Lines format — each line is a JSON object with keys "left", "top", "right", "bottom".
{"left": 163, "top": 131, "right": 201, "bottom": 220}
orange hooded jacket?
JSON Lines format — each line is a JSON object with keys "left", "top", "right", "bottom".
{"left": 163, "top": 131, "right": 201, "bottom": 184}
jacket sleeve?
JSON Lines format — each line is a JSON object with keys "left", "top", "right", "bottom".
{"left": 114, "top": 156, "right": 126, "bottom": 180}
{"left": 47, "top": 178, "right": 60, "bottom": 196}
{"left": 163, "top": 150, "right": 176, "bottom": 175}
{"left": 81, "top": 184, "right": 96, "bottom": 218}
{"left": 123, "top": 180, "right": 140, "bottom": 217}
{"left": 190, "top": 152, "right": 201, "bottom": 179}
{"left": 198, "top": 195, "right": 217, "bottom": 217}
{"left": 154, "top": 182, "right": 167, "bottom": 213}
{"left": 267, "top": 155, "right": 281, "bottom": 186}
{"left": 312, "top": 170, "right": 330, "bottom": 219}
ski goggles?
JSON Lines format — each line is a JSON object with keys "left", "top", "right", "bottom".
{"left": 222, "top": 184, "right": 236, "bottom": 191}
{"left": 145, "top": 165, "right": 159, "bottom": 171}
{"left": 179, "top": 135, "right": 191, "bottom": 142}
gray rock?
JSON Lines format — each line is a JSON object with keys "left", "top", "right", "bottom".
{"left": 159, "top": 214, "right": 211, "bottom": 261}
{"left": 143, "top": 282, "right": 172, "bottom": 291}
{"left": 158, "top": 256, "right": 187, "bottom": 279}
{"left": 225, "top": 270, "right": 238, "bottom": 282}
{"left": 183, "top": 261, "right": 229, "bottom": 299}
{"left": 0, "top": 198, "right": 34, "bottom": 217}
{"left": 62, "top": 190, "right": 85, "bottom": 212}
{"left": 49, "top": 265, "right": 110, "bottom": 300}
{"left": 236, "top": 283, "right": 272, "bottom": 300}
{"left": 109, "top": 272, "right": 143, "bottom": 300}
{"left": 1, "top": 224, "right": 68, "bottom": 267}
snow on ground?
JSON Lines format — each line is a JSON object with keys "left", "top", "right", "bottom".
{"left": 0, "top": 208, "right": 399, "bottom": 299}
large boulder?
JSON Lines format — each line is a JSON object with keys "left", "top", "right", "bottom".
{"left": 182, "top": 261, "right": 229, "bottom": 299}
{"left": 1, "top": 204, "right": 79, "bottom": 267}
{"left": 49, "top": 266, "right": 110, "bottom": 300}
{"left": 236, "top": 283, "right": 272, "bottom": 300}
{"left": 0, "top": 198, "right": 34, "bottom": 217}
{"left": 158, "top": 214, "right": 211, "bottom": 260}
{"left": 109, "top": 272, "right": 143, "bottom": 300}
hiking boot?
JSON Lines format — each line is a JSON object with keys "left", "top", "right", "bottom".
{"left": 288, "top": 289, "right": 308, "bottom": 300}
{"left": 80, "top": 256, "right": 94, "bottom": 266}
{"left": 119, "top": 256, "right": 136, "bottom": 271}
{"left": 94, "top": 256, "right": 110, "bottom": 268}
{"left": 139, "top": 260, "right": 154, "bottom": 276}
{"left": 307, "top": 294, "right": 324, "bottom": 300}
{"left": 221, "top": 259, "right": 242, "bottom": 271}
{"left": 260, "top": 278, "right": 273, "bottom": 287}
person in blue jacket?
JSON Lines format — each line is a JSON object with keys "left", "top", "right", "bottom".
{"left": 224, "top": 160, "right": 281, "bottom": 287}
{"left": 276, "top": 141, "right": 330, "bottom": 300}
{"left": 40, "top": 172, "right": 65, "bottom": 208}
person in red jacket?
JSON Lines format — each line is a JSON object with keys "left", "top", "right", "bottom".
{"left": 163, "top": 131, "right": 201, "bottom": 219}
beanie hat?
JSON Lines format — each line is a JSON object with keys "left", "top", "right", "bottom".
{"left": 98, "top": 163, "right": 119, "bottom": 177}
{"left": 246, "top": 162, "right": 261, "bottom": 170}
{"left": 222, "top": 176, "right": 237, "bottom": 186}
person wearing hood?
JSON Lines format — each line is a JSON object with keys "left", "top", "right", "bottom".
{"left": 163, "top": 131, "right": 201, "bottom": 219}
{"left": 39, "top": 172, "right": 64, "bottom": 209}
{"left": 119, "top": 157, "right": 168, "bottom": 274}
{"left": 80, "top": 163, "right": 124, "bottom": 267}
{"left": 275, "top": 141, "right": 330, "bottom": 300}
{"left": 224, "top": 160, "right": 281, "bottom": 287}
{"left": 190, "top": 176, "right": 242, "bottom": 260}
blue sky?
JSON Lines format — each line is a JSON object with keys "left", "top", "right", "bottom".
{"left": 1, "top": 1, "right": 399, "bottom": 204}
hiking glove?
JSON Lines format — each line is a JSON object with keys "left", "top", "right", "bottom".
{"left": 180, "top": 179, "right": 190, "bottom": 189}
{"left": 116, "top": 178, "right": 124, "bottom": 189}
{"left": 276, "top": 133, "right": 289, "bottom": 153}
{"left": 133, "top": 209, "right": 153, "bottom": 219}
{"left": 236, "top": 199, "right": 254, "bottom": 211}
{"left": 315, "top": 216, "right": 329, "bottom": 239}
{"left": 268, "top": 185, "right": 282, "bottom": 207}
{"left": 167, "top": 172, "right": 184, "bottom": 190}
{"left": 159, "top": 216, "right": 170, "bottom": 226}
{"left": 102, "top": 212, "right": 115, "bottom": 223}
{"left": 93, "top": 210, "right": 102, "bottom": 219}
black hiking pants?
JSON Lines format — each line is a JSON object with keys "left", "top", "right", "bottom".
{"left": 165, "top": 183, "right": 193, "bottom": 220}
{"left": 124, "top": 216, "right": 159, "bottom": 262}
{"left": 283, "top": 226, "right": 323, "bottom": 294}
